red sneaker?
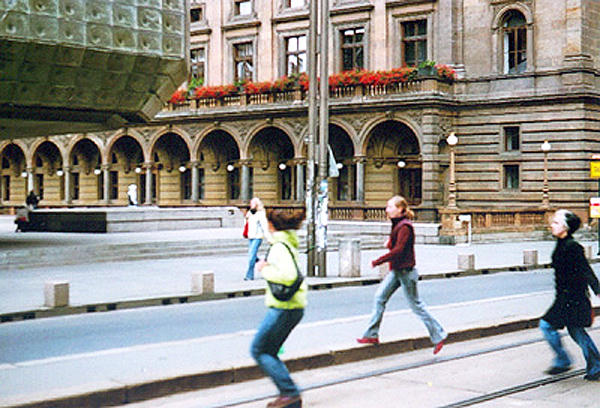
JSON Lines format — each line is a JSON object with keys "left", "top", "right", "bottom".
{"left": 357, "top": 337, "right": 379, "bottom": 345}
{"left": 433, "top": 339, "right": 445, "bottom": 355}
{"left": 267, "top": 395, "right": 302, "bottom": 408}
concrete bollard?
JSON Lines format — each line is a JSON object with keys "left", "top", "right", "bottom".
{"left": 45, "top": 281, "right": 69, "bottom": 308}
{"left": 192, "top": 271, "right": 214, "bottom": 294}
{"left": 523, "top": 249, "right": 539, "bottom": 266}
{"left": 338, "top": 237, "right": 361, "bottom": 277}
{"left": 584, "top": 245, "right": 593, "bottom": 260}
{"left": 458, "top": 253, "right": 475, "bottom": 270}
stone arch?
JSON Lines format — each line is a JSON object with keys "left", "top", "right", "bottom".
{"left": 329, "top": 123, "right": 357, "bottom": 202}
{"left": 194, "top": 124, "right": 242, "bottom": 160}
{"left": 0, "top": 142, "right": 27, "bottom": 204}
{"left": 244, "top": 122, "right": 296, "bottom": 158}
{"left": 358, "top": 115, "right": 421, "bottom": 156}
{"left": 148, "top": 126, "right": 194, "bottom": 161}
{"left": 105, "top": 130, "right": 149, "bottom": 165}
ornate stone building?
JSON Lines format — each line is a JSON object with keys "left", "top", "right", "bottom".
{"left": 2, "top": 0, "right": 600, "bottom": 232}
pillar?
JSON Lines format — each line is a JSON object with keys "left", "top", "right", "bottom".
{"left": 241, "top": 162, "right": 251, "bottom": 202}
{"left": 63, "top": 166, "right": 71, "bottom": 204}
{"left": 191, "top": 161, "right": 199, "bottom": 203}
{"left": 144, "top": 162, "right": 153, "bottom": 205}
{"left": 102, "top": 165, "right": 110, "bottom": 205}
{"left": 355, "top": 156, "right": 365, "bottom": 203}
{"left": 26, "top": 167, "right": 34, "bottom": 193}
{"left": 296, "top": 161, "right": 305, "bottom": 202}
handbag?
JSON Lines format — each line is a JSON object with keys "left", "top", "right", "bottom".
{"left": 266, "top": 242, "right": 304, "bottom": 302}
{"left": 242, "top": 219, "right": 249, "bottom": 238}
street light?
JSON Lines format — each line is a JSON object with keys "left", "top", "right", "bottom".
{"left": 447, "top": 132, "right": 458, "bottom": 209}
{"left": 541, "top": 140, "right": 551, "bottom": 209}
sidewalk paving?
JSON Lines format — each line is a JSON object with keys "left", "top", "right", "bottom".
{"left": 2, "top": 215, "right": 600, "bottom": 407}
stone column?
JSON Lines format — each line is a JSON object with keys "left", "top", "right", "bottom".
{"left": 296, "top": 161, "right": 305, "bottom": 202}
{"left": 144, "top": 162, "right": 153, "bottom": 205}
{"left": 26, "top": 167, "right": 34, "bottom": 193}
{"left": 191, "top": 161, "right": 199, "bottom": 203}
{"left": 240, "top": 161, "right": 251, "bottom": 202}
{"left": 355, "top": 156, "right": 366, "bottom": 203}
{"left": 63, "top": 166, "right": 71, "bottom": 204}
{"left": 102, "top": 165, "right": 110, "bottom": 205}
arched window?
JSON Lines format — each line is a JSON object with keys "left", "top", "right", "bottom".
{"left": 503, "top": 10, "right": 527, "bottom": 74}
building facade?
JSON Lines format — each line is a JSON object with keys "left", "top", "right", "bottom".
{"left": 2, "top": 0, "right": 600, "bottom": 231}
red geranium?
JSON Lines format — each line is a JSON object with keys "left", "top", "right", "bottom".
{"left": 169, "top": 88, "right": 187, "bottom": 105}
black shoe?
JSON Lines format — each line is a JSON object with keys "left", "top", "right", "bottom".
{"left": 584, "top": 372, "right": 600, "bottom": 381}
{"left": 545, "top": 366, "right": 571, "bottom": 375}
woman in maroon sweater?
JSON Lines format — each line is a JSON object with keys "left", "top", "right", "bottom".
{"left": 357, "top": 196, "right": 447, "bottom": 354}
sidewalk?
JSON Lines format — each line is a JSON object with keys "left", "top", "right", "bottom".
{"left": 2, "top": 215, "right": 600, "bottom": 407}
{"left": 1, "top": 214, "right": 597, "bottom": 319}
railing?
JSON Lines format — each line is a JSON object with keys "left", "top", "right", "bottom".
{"left": 167, "top": 77, "right": 451, "bottom": 112}
{"left": 439, "top": 208, "right": 551, "bottom": 236}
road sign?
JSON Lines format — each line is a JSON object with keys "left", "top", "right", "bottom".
{"left": 591, "top": 198, "right": 600, "bottom": 218}
{"left": 592, "top": 162, "right": 600, "bottom": 179}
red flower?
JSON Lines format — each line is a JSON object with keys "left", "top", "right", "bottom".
{"left": 435, "top": 64, "right": 457, "bottom": 82}
{"left": 194, "top": 85, "right": 237, "bottom": 99}
{"left": 169, "top": 89, "right": 187, "bottom": 105}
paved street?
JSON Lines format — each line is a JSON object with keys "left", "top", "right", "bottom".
{"left": 2, "top": 215, "right": 600, "bottom": 407}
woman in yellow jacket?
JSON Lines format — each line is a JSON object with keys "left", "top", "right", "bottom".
{"left": 253, "top": 208, "right": 307, "bottom": 408}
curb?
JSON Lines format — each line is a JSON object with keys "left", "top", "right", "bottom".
{"left": 0, "top": 263, "right": 560, "bottom": 324}
{"left": 9, "top": 307, "right": 599, "bottom": 408}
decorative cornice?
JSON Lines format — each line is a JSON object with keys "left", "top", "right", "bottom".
{"left": 222, "top": 19, "right": 261, "bottom": 32}
{"left": 385, "top": 0, "right": 436, "bottom": 8}
{"left": 331, "top": 3, "right": 374, "bottom": 16}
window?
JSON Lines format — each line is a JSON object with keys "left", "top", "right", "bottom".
{"left": 341, "top": 28, "right": 365, "bottom": 71}
{"left": 110, "top": 171, "right": 118, "bottom": 200}
{"left": 285, "top": 0, "right": 304, "bottom": 8}
{"left": 2, "top": 175, "right": 10, "bottom": 201}
{"left": 503, "top": 165, "right": 519, "bottom": 189}
{"left": 503, "top": 11, "right": 527, "bottom": 74}
{"left": 234, "top": 42, "right": 254, "bottom": 82}
{"left": 280, "top": 166, "right": 292, "bottom": 200}
{"left": 72, "top": 172, "right": 79, "bottom": 200}
{"left": 190, "top": 6, "right": 203, "bottom": 23}
{"left": 98, "top": 172, "right": 104, "bottom": 200}
{"left": 181, "top": 169, "right": 191, "bottom": 200}
{"left": 198, "top": 168, "right": 205, "bottom": 200}
{"left": 402, "top": 20, "right": 427, "bottom": 67}
{"left": 228, "top": 167, "right": 240, "bottom": 200}
{"left": 504, "top": 126, "right": 520, "bottom": 151}
{"left": 35, "top": 174, "right": 44, "bottom": 200}
{"left": 190, "top": 47, "right": 206, "bottom": 82}
{"left": 399, "top": 168, "right": 422, "bottom": 203}
{"left": 336, "top": 164, "right": 356, "bottom": 201}
{"left": 286, "top": 35, "right": 307, "bottom": 75}
{"left": 1, "top": 157, "right": 9, "bottom": 169}
{"left": 234, "top": 0, "right": 252, "bottom": 16}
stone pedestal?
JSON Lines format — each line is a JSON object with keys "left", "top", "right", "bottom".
{"left": 338, "top": 238, "right": 361, "bottom": 277}
{"left": 45, "top": 281, "right": 69, "bottom": 308}
{"left": 458, "top": 253, "right": 475, "bottom": 270}
{"left": 523, "top": 249, "right": 539, "bottom": 266}
{"left": 192, "top": 271, "right": 214, "bottom": 294}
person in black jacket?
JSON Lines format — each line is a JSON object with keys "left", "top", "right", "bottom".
{"left": 540, "top": 209, "right": 600, "bottom": 380}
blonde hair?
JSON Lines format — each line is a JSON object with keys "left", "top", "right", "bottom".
{"left": 250, "top": 197, "right": 264, "bottom": 211}
{"left": 389, "top": 195, "right": 414, "bottom": 220}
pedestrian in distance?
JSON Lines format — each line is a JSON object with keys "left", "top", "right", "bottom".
{"left": 540, "top": 209, "right": 600, "bottom": 380}
{"left": 26, "top": 190, "right": 39, "bottom": 209}
{"left": 244, "top": 197, "right": 271, "bottom": 281}
{"left": 252, "top": 208, "right": 307, "bottom": 408}
{"left": 357, "top": 195, "right": 447, "bottom": 355}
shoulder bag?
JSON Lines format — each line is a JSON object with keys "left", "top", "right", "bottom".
{"left": 266, "top": 242, "right": 304, "bottom": 302}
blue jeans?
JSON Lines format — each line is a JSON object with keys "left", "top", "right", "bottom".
{"left": 251, "top": 308, "right": 304, "bottom": 396}
{"left": 245, "top": 238, "right": 262, "bottom": 280}
{"left": 363, "top": 268, "right": 447, "bottom": 345}
{"left": 540, "top": 319, "right": 600, "bottom": 376}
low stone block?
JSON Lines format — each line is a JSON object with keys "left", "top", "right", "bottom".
{"left": 458, "top": 253, "right": 475, "bottom": 270}
{"left": 192, "top": 271, "right": 214, "bottom": 294}
{"left": 338, "top": 237, "right": 360, "bottom": 277}
{"left": 45, "top": 281, "right": 69, "bottom": 308}
{"left": 523, "top": 249, "right": 538, "bottom": 266}
{"left": 584, "top": 245, "right": 593, "bottom": 260}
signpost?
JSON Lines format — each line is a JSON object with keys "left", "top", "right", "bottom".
{"left": 591, "top": 154, "right": 600, "bottom": 255}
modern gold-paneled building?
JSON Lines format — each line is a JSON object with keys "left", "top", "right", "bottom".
{"left": 2, "top": 0, "right": 600, "bottom": 232}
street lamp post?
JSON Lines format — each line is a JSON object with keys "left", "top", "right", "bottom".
{"left": 541, "top": 140, "right": 551, "bottom": 209}
{"left": 447, "top": 132, "right": 458, "bottom": 209}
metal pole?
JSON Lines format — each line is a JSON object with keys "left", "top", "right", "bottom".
{"left": 598, "top": 179, "right": 600, "bottom": 255}
{"left": 306, "top": 0, "right": 319, "bottom": 277}
{"left": 316, "top": 0, "right": 329, "bottom": 277}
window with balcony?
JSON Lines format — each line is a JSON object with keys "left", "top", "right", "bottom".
{"left": 286, "top": 35, "right": 307, "bottom": 75}
{"left": 341, "top": 27, "right": 365, "bottom": 71}
{"left": 234, "top": 0, "right": 252, "bottom": 16}
{"left": 190, "top": 47, "right": 206, "bottom": 83}
{"left": 503, "top": 164, "right": 520, "bottom": 190}
{"left": 503, "top": 10, "right": 527, "bottom": 74}
{"left": 402, "top": 20, "right": 427, "bottom": 67}
{"left": 504, "top": 126, "right": 520, "bottom": 151}
{"left": 234, "top": 42, "right": 254, "bottom": 82}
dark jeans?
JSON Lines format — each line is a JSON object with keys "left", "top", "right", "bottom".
{"left": 251, "top": 307, "right": 304, "bottom": 396}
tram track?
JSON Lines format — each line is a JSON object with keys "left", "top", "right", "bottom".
{"left": 220, "top": 327, "right": 598, "bottom": 408}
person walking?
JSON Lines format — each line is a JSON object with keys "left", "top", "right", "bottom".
{"left": 539, "top": 209, "right": 600, "bottom": 380}
{"left": 357, "top": 195, "right": 447, "bottom": 355}
{"left": 244, "top": 197, "right": 270, "bottom": 281}
{"left": 252, "top": 209, "right": 306, "bottom": 408}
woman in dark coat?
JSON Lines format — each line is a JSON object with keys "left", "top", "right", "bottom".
{"left": 540, "top": 209, "right": 600, "bottom": 380}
